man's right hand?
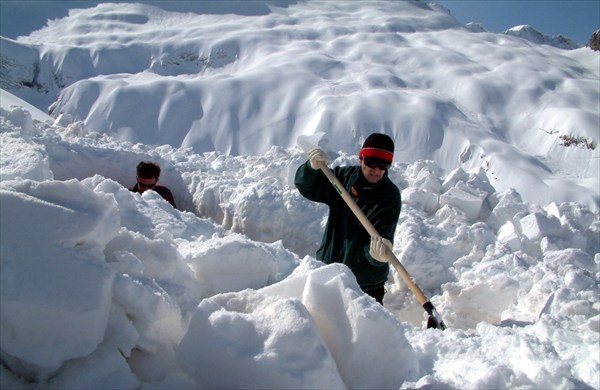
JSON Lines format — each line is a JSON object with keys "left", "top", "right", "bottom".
{"left": 370, "top": 235, "right": 393, "bottom": 263}
{"left": 308, "top": 149, "right": 327, "bottom": 170}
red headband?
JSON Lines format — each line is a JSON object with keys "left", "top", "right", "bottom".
{"left": 359, "top": 147, "right": 394, "bottom": 162}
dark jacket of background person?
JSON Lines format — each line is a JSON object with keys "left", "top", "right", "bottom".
{"left": 130, "top": 183, "right": 176, "bottom": 208}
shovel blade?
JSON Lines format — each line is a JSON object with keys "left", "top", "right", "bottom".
{"left": 423, "top": 301, "right": 447, "bottom": 330}
{"left": 427, "top": 315, "right": 447, "bottom": 330}
{"left": 296, "top": 132, "right": 329, "bottom": 153}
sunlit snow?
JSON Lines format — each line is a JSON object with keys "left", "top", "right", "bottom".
{"left": 0, "top": 1, "right": 598, "bottom": 389}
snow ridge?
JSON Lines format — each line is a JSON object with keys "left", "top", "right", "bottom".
{"left": 504, "top": 24, "right": 582, "bottom": 50}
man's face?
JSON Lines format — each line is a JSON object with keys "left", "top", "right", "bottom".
{"left": 137, "top": 176, "right": 158, "bottom": 193}
{"left": 360, "top": 158, "right": 389, "bottom": 184}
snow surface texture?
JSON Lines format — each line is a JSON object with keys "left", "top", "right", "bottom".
{"left": 1, "top": 92, "right": 599, "bottom": 389}
{"left": 1, "top": 1, "right": 598, "bottom": 211}
{"left": 0, "top": 1, "right": 599, "bottom": 389}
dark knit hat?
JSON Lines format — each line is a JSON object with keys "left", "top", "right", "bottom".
{"left": 358, "top": 133, "right": 394, "bottom": 162}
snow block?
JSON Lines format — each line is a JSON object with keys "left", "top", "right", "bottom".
{"left": 519, "top": 212, "right": 562, "bottom": 242}
{"left": 402, "top": 187, "right": 439, "bottom": 213}
{"left": 0, "top": 180, "right": 120, "bottom": 378}
{"left": 45, "top": 343, "right": 140, "bottom": 390}
{"left": 486, "top": 189, "right": 528, "bottom": 231}
{"left": 413, "top": 168, "right": 442, "bottom": 193}
{"left": 0, "top": 132, "right": 53, "bottom": 182}
{"left": 261, "top": 263, "right": 419, "bottom": 389}
{"left": 441, "top": 167, "right": 469, "bottom": 192}
{"left": 0, "top": 246, "right": 115, "bottom": 378}
{"left": 186, "top": 234, "right": 278, "bottom": 295}
{"left": 2, "top": 106, "right": 34, "bottom": 138}
{"left": 176, "top": 290, "right": 346, "bottom": 389}
{"left": 497, "top": 221, "right": 522, "bottom": 251}
{"left": 111, "top": 273, "right": 186, "bottom": 354}
{"left": 439, "top": 186, "right": 484, "bottom": 221}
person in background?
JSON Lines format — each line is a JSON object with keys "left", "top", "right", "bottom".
{"left": 294, "top": 133, "right": 401, "bottom": 304}
{"left": 130, "top": 161, "right": 176, "bottom": 208}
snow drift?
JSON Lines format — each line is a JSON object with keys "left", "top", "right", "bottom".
{"left": 0, "top": 0, "right": 599, "bottom": 389}
{"left": 1, "top": 91, "right": 598, "bottom": 389}
{"left": 1, "top": 1, "right": 598, "bottom": 210}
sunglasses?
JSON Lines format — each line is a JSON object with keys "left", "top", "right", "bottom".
{"left": 362, "top": 157, "right": 391, "bottom": 171}
{"left": 137, "top": 178, "right": 157, "bottom": 189}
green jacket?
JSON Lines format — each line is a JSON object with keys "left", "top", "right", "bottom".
{"left": 294, "top": 161, "right": 401, "bottom": 291}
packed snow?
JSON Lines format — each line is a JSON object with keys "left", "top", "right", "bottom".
{"left": 0, "top": 1, "right": 598, "bottom": 389}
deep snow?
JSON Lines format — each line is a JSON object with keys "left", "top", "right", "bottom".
{"left": 0, "top": 1, "right": 599, "bottom": 389}
{"left": 2, "top": 1, "right": 598, "bottom": 210}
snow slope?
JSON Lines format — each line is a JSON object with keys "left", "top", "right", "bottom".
{"left": 1, "top": 0, "right": 598, "bottom": 210}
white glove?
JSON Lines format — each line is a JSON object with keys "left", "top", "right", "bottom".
{"left": 308, "top": 148, "right": 327, "bottom": 170}
{"left": 370, "top": 235, "right": 393, "bottom": 263}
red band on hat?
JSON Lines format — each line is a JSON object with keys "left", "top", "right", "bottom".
{"left": 359, "top": 147, "right": 394, "bottom": 162}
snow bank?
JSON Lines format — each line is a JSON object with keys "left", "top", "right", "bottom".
{"left": 3, "top": 1, "right": 598, "bottom": 211}
{"left": 0, "top": 106, "right": 53, "bottom": 182}
{"left": 1, "top": 0, "right": 599, "bottom": 385}
{"left": 260, "top": 263, "right": 419, "bottom": 389}
{"left": 177, "top": 289, "right": 346, "bottom": 389}
{"left": 1, "top": 101, "right": 598, "bottom": 389}
{"left": 0, "top": 178, "right": 118, "bottom": 379}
